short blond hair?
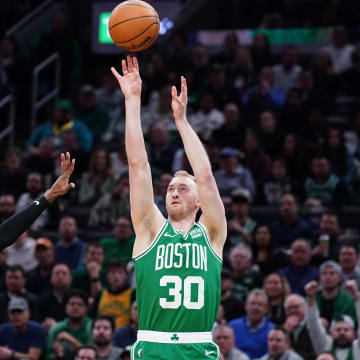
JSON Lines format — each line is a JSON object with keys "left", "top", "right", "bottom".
{"left": 173, "top": 170, "right": 196, "bottom": 183}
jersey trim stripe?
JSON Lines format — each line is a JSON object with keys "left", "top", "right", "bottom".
{"left": 133, "top": 219, "right": 168, "bottom": 261}
{"left": 197, "top": 222, "right": 222, "bottom": 263}
{"left": 130, "top": 340, "right": 139, "bottom": 360}
{"left": 137, "top": 330, "right": 213, "bottom": 343}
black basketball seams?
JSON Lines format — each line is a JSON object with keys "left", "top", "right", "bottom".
{"left": 115, "top": 2, "right": 158, "bottom": 17}
{"left": 114, "top": 22, "right": 158, "bottom": 44}
{"left": 109, "top": 15, "right": 159, "bottom": 31}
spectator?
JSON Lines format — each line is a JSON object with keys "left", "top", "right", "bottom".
{"left": 249, "top": 33, "right": 273, "bottom": 75}
{"left": 100, "top": 217, "right": 134, "bottom": 268}
{"left": 310, "top": 52, "right": 336, "bottom": 94}
{"left": 89, "top": 260, "right": 132, "bottom": 329}
{"left": 270, "top": 194, "right": 314, "bottom": 249}
{"left": 316, "top": 261, "right": 357, "bottom": 328}
{"left": 16, "top": 173, "right": 49, "bottom": 232}
{"left": 72, "top": 242, "right": 106, "bottom": 298}
{"left": 75, "top": 346, "right": 97, "bottom": 360}
{"left": 113, "top": 299, "right": 138, "bottom": 349}
{"left": 230, "top": 244, "right": 262, "bottom": 303}
{"left": 54, "top": 216, "right": 86, "bottom": 270}
{"left": 251, "top": 225, "right": 287, "bottom": 276}
{"left": 0, "top": 147, "right": 28, "bottom": 199}
{"left": 88, "top": 174, "right": 131, "bottom": 230}
{"left": 321, "top": 26, "right": 356, "bottom": 74}
{"left": 220, "top": 268, "right": 245, "bottom": 323}
{"left": 26, "top": 237, "right": 54, "bottom": 295}
{"left": 142, "top": 85, "right": 174, "bottom": 133}
{"left": 78, "top": 148, "right": 118, "bottom": 206}
{"left": 242, "top": 67, "right": 285, "bottom": 113}
{"left": 213, "top": 324, "right": 250, "bottom": 360}
{"left": 259, "top": 326, "right": 303, "bottom": 360}
{"left": 6, "top": 231, "right": 38, "bottom": 271}
{"left": 312, "top": 212, "right": 342, "bottom": 263}
{"left": 24, "top": 139, "right": 55, "bottom": 177}
{"left": 0, "top": 297, "right": 46, "bottom": 360}
{"left": 339, "top": 242, "right": 360, "bottom": 290}
{"left": 227, "top": 188, "right": 257, "bottom": 246}
{"left": 278, "top": 239, "right": 319, "bottom": 296}
{"left": 305, "top": 155, "right": 348, "bottom": 206}
{"left": 316, "top": 353, "right": 336, "bottom": 360}
{"left": 92, "top": 315, "right": 123, "bottom": 360}
{"left": 212, "top": 102, "right": 245, "bottom": 150}
{"left": 263, "top": 273, "right": 290, "bottom": 325}
{"left": 95, "top": 73, "right": 124, "bottom": 142}
{"left": 74, "top": 84, "right": 110, "bottom": 143}
{"left": 229, "top": 289, "right": 275, "bottom": 359}
{"left": 280, "top": 134, "right": 308, "bottom": 181}
{"left": 148, "top": 123, "right": 179, "bottom": 173}
{"left": 27, "top": 99, "right": 93, "bottom": 153}
{"left": 273, "top": 45, "right": 303, "bottom": 93}
{"left": 243, "top": 132, "right": 272, "bottom": 187}
{"left": 46, "top": 290, "right": 92, "bottom": 360}
{"left": 283, "top": 294, "right": 316, "bottom": 360}
{"left": 258, "top": 111, "right": 283, "bottom": 159}
{"left": 305, "top": 279, "right": 360, "bottom": 359}
{"left": 0, "top": 265, "right": 38, "bottom": 323}
{"left": 38, "top": 263, "right": 72, "bottom": 330}
{"left": 261, "top": 158, "right": 302, "bottom": 205}
{"left": 212, "top": 33, "right": 240, "bottom": 68}
{"left": 323, "top": 128, "right": 355, "bottom": 183}
{"left": 188, "top": 93, "right": 224, "bottom": 140}
{"left": 154, "top": 173, "right": 172, "bottom": 216}
{"left": 214, "top": 147, "right": 255, "bottom": 202}
{"left": 0, "top": 194, "right": 15, "bottom": 224}
{"left": 340, "top": 49, "right": 360, "bottom": 96}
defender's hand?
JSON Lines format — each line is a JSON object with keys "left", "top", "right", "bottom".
{"left": 45, "top": 152, "right": 75, "bottom": 203}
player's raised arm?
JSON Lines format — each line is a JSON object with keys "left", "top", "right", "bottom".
{"left": 0, "top": 152, "right": 75, "bottom": 251}
{"left": 111, "top": 56, "right": 163, "bottom": 243}
{"left": 171, "top": 77, "right": 227, "bottom": 253}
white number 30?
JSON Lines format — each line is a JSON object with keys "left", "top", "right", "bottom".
{"left": 159, "top": 275, "right": 204, "bottom": 309}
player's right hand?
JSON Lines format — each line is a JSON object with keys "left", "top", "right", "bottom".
{"left": 111, "top": 55, "right": 142, "bottom": 99}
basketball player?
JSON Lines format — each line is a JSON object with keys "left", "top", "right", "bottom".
{"left": 0, "top": 152, "right": 75, "bottom": 251}
{"left": 111, "top": 56, "right": 226, "bottom": 359}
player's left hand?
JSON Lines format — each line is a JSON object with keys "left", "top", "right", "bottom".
{"left": 171, "top": 76, "right": 188, "bottom": 121}
{"left": 0, "top": 347, "right": 12, "bottom": 359}
{"left": 45, "top": 152, "right": 75, "bottom": 203}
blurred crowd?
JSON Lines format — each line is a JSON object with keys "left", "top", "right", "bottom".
{"left": 1, "top": 3, "right": 360, "bottom": 360}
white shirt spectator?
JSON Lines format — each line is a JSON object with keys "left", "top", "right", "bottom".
{"left": 272, "top": 64, "right": 302, "bottom": 93}
{"left": 188, "top": 108, "right": 224, "bottom": 140}
{"left": 321, "top": 44, "right": 356, "bottom": 74}
{"left": 7, "top": 233, "right": 38, "bottom": 271}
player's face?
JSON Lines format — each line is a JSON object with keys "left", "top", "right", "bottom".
{"left": 166, "top": 177, "right": 199, "bottom": 220}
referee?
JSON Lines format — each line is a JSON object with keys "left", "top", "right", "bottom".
{"left": 0, "top": 152, "right": 75, "bottom": 252}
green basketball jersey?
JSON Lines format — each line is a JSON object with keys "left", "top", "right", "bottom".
{"left": 133, "top": 220, "right": 222, "bottom": 332}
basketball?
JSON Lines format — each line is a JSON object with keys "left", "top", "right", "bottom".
{"left": 108, "top": 0, "right": 160, "bottom": 52}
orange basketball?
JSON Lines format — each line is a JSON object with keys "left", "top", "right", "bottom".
{"left": 108, "top": 0, "right": 160, "bottom": 52}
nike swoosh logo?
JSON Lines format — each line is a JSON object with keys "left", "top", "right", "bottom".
{"left": 205, "top": 350, "right": 214, "bottom": 356}
{"left": 164, "top": 233, "right": 177, "bottom": 237}
{"left": 33, "top": 201, "right": 40, "bottom": 205}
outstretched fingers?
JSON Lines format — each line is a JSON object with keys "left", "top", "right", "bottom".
{"left": 171, "top": 86, "right": 178, "bottom": 98}
{"left": 111, "top": 67, "right": 122, "bottom": 81}
{"left": 133, "top": 56, "right": 139, "bottom": 72}
{"left": 127, "top": 55, "right": 134, "bottom": 73}
{"left": 122, "top": 59, "right": 128, "bottom": 75}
